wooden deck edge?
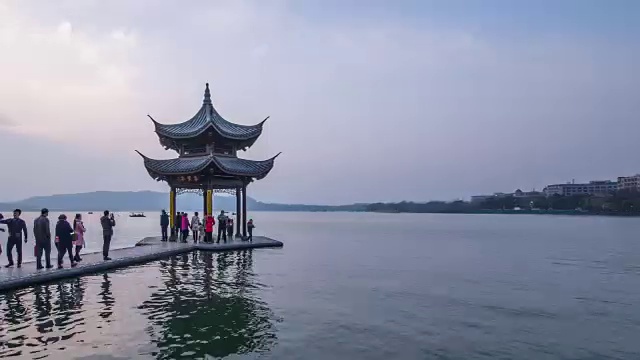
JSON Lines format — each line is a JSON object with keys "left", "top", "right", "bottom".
{"left": 0, "top": 238, "right": 283, "bottom": 292}
{"left": 194, "top": 239, "right": 283, "bottom": 250}
{"left": 0, "top": 247, "right": 193, "bottom": 292}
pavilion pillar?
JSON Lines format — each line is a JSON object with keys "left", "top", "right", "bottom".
{"left": 242, "top": 183, "right": 247, "bottom": 237}
{"left": 206, "top": 190, "right": 213, "bottom": 216}
{"left": 236, "top": 187, "right": 241, "bottom": 236}
{"left": 169, "top": 187, "right": 176, "bottom": 228}
{"left": 202, "top": 190, "right": 207, "bottom": 215}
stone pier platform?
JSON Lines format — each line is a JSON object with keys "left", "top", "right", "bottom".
{"left": 0, "top": 236, "right": 283, "bottom": 292}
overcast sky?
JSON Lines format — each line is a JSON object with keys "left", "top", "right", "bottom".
{"left": 0, "top": 0, "right": 638, "bottom": 204}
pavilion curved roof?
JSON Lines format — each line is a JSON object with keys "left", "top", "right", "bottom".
{"left": 150, "top": 83, "right": 267, "bottom": 142}
{"left": 135, "top": 151, "right": 280, "bottom": 180}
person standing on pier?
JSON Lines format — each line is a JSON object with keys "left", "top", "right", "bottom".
{"left": 100, "top": 210, "right": 116, "bottom": 261}
{"left": 33, "top": 208, "right": 53, "bottom": 269}
{"left": 180, "top": 212, "right": 190, "bottom": 242}
{"left": 55, "top": 214, "right": 76, "bottom": 269}
{"left": 217, "top": 210, "right": 227, "bottom": 243}
{"left": 191, "top": 211, "right": 201, "bottom": 243}
{"left": 0, "top": 209, "right": 28, "bottom": 268}
{"left": 204, "top": 213, "right": 214, "bottom": 243}
{"left": 73, "top": 214, "right": 86, "bottom": 262}
{"left": 227, "top": 216, "right": 234, "bottom": 239}
{"left": 174, "top": 212, "right": 182, "bottom": 240}
{"left": 247, "top": 219, "right": 255, "bottom": 242}
{"left": 160, "top": 210, "right": 169, "bottom": 241}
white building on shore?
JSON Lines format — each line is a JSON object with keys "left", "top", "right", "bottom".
{"left": 617, "top": 175, "right": 640, "bottom": 191}
{"left": 473, "top": 174, "right": 639, "bottom": 201}
{"left": 543, "top": 180, "right": 617, "bottom": 197}
{"left": 471, "top": 190, "right": 543, "bottom": 203}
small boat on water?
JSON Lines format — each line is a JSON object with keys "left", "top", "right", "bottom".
{"left": 88, "top": 211, "right": 93, "bottom": 214}
{"left": 129, "top": 212, "right": 146, "bottom": 218}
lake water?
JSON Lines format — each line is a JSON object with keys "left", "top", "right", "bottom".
{"left": 1, "top": 212, "right": 640, "bottom": 359}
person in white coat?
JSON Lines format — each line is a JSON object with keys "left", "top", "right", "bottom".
{"left": 190, "top": 211, "right": 201, "bottom": 243}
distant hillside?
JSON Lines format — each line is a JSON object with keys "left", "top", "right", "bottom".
{"left": 0, "top": 191, "right": 365, "bottom": 212}
{"left": 0, "top": 202, "right": 39, "bottom": 212}
{"left": 9, "top": 191, "right": 242, "bottom": 212}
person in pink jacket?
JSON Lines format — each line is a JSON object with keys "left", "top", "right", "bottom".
{"left": 180, "top": 212, "right": 190, "bottom": 243}
{"left": 73, "top": 213, "right": 86, "bottom": 262}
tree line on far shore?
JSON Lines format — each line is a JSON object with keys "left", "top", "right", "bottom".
{"left": 5, "top": 190, "right": 640, "bottom": 215}
{"left": 366, "top": 189, "right": 640, "bottom": 215}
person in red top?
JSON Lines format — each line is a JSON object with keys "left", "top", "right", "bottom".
{"left": 204, "top": 214, "right": 215, "bottom": 243}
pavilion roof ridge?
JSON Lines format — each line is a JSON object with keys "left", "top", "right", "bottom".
{"left": 150, "top": 83, "right": 267, "bottom": 144}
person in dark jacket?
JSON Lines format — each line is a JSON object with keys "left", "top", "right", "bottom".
{"left": 217, "top": 211, "right": 227, "bottom": 243}
{"left": 55, "top": 214, "right": 76, "bottom": 269}
{"left": 247, "top": 219, "right": 255, "bottom": 242}
{"left": 227, "top": 216, "right": 234, "bottom": 239}
{"left": 160, "top": 210, "right": 170, "bottom": 241}
{"left": 33, "top": 208, "right": 53, "bottom": 269}
{"left": 0, "top": 209, "right": 28, "bottom": 268}
{"left": 100, "top": 210, "right": 116, "bottom": 260}
{"left": 174, "top": 212, "right": 182, "bottom": 241}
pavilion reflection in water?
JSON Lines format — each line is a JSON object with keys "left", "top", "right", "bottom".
{"left": 140, "top": 250, "right": 277, "bottom": 359}
{"left": 0, "top": 250, "right": 277, "bottom": 359}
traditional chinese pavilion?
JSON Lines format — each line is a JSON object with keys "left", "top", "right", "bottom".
{"left": 136, "top": 83, "right": 279, "bottom": 237}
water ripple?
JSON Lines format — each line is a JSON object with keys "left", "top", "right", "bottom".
{"left": 0, "top": 250, "right": 278, "bottom": 359}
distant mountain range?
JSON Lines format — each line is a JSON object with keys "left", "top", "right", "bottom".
{"left": 0, "top": 191, "right": 367, "bottom": 212}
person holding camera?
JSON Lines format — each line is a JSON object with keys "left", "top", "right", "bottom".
{"left": 100, "top": 210, "right": 116, "bottom": 260}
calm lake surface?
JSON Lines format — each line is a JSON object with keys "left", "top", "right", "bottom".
{"left": 1, "top": 212, "right": 640, "bottom": 359}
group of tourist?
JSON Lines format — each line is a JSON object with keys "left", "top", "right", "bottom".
{"left": 159, "top": 210, "right": 255, "bottom": 243}
{"left": 0, "top": 208, "right": 116, "bottom": 270}
{"left": 0, "top": 207, "right": 257, "bottom": 270}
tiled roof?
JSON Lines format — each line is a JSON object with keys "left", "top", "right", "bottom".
{"left": 150, "top": 83, "right": 267, "bottom": 141}
{"left": 136, "top": 151, "right": 280, "bottom": 179}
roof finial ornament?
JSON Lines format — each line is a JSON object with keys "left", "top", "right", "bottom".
{"left": 203, "top": 82, "right": 212, "bottom": 105}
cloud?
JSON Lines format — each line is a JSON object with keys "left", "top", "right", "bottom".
{"left": 0, "top": 1, "right": 638, "bottom": 204}
{"left": 0, "top": 130, "right": 160, "bottom": 202}
{"left": 0, "top": 113, "right": 15, "bottom": 127}
{"left": 0, "top": 2, "right": 139, "bottom": 146}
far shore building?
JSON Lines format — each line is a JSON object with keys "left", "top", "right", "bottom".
{"left": 617, "top": 175, "right": 640, "bottom": 191}
{"left": 543, "top": 180, "right": 617, "bottom": 197}
{"left": 471, "top": 195, "right": 492, "bottom": 203}
{"left": 471, "top": 189, "right": 543, "bottom": 203}
{"left": 474, "top": 175, "right": 639, "bottom": 201}
{"left": 513, "top": 189, "right": 543, "bottom": 198}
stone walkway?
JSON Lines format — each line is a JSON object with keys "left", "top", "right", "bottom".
{"left": 0, "top": 236, "right": 282, "bottom": 292}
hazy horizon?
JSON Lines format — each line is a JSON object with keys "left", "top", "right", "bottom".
{"left": 1, "top": 1, "right": 638, "bottom": 205}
